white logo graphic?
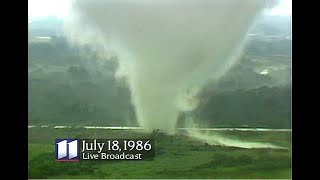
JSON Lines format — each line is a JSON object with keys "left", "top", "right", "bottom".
{"left": 56, "top": 139, "right": 79, "bottom": 160}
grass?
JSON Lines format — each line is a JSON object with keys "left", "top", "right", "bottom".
{"left": 28, "top": 128, "right": 291, "bottom": 179}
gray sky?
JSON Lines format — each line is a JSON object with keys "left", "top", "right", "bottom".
{"left": 28, "top": 0, "right": 292, "bottom": 22}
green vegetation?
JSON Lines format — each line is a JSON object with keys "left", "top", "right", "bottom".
{"left": 28, "top": 128, "right": 291, "bottom": 179}
{"left": 192, "top": 85, "right": 291, "bottom": 128}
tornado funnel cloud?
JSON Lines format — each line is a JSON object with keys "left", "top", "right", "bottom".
{"left": 65, "top": 0, "right": 268, "bottom": 134}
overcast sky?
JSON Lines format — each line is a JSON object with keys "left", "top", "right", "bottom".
{"left": 28, "top": 0, "right": 292, "bottom": 22}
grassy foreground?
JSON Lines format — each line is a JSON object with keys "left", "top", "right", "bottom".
{"left": 28, "top": 128, "right": 291, "bottom": 179}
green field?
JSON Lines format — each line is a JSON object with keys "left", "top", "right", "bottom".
{"left": 28, "top": 128, "right": 291, "bottom": 179}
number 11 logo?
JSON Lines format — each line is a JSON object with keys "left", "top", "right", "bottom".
{"left": 55, "top": 139, "right": 80, "bottom": 162}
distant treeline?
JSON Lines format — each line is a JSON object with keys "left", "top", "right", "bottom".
{"left": 187, "top": 85, "right": 291, "bottom": 128}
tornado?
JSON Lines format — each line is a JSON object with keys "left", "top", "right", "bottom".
{"left": 65, "top": 0, "right": 271, "bottom": 134}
